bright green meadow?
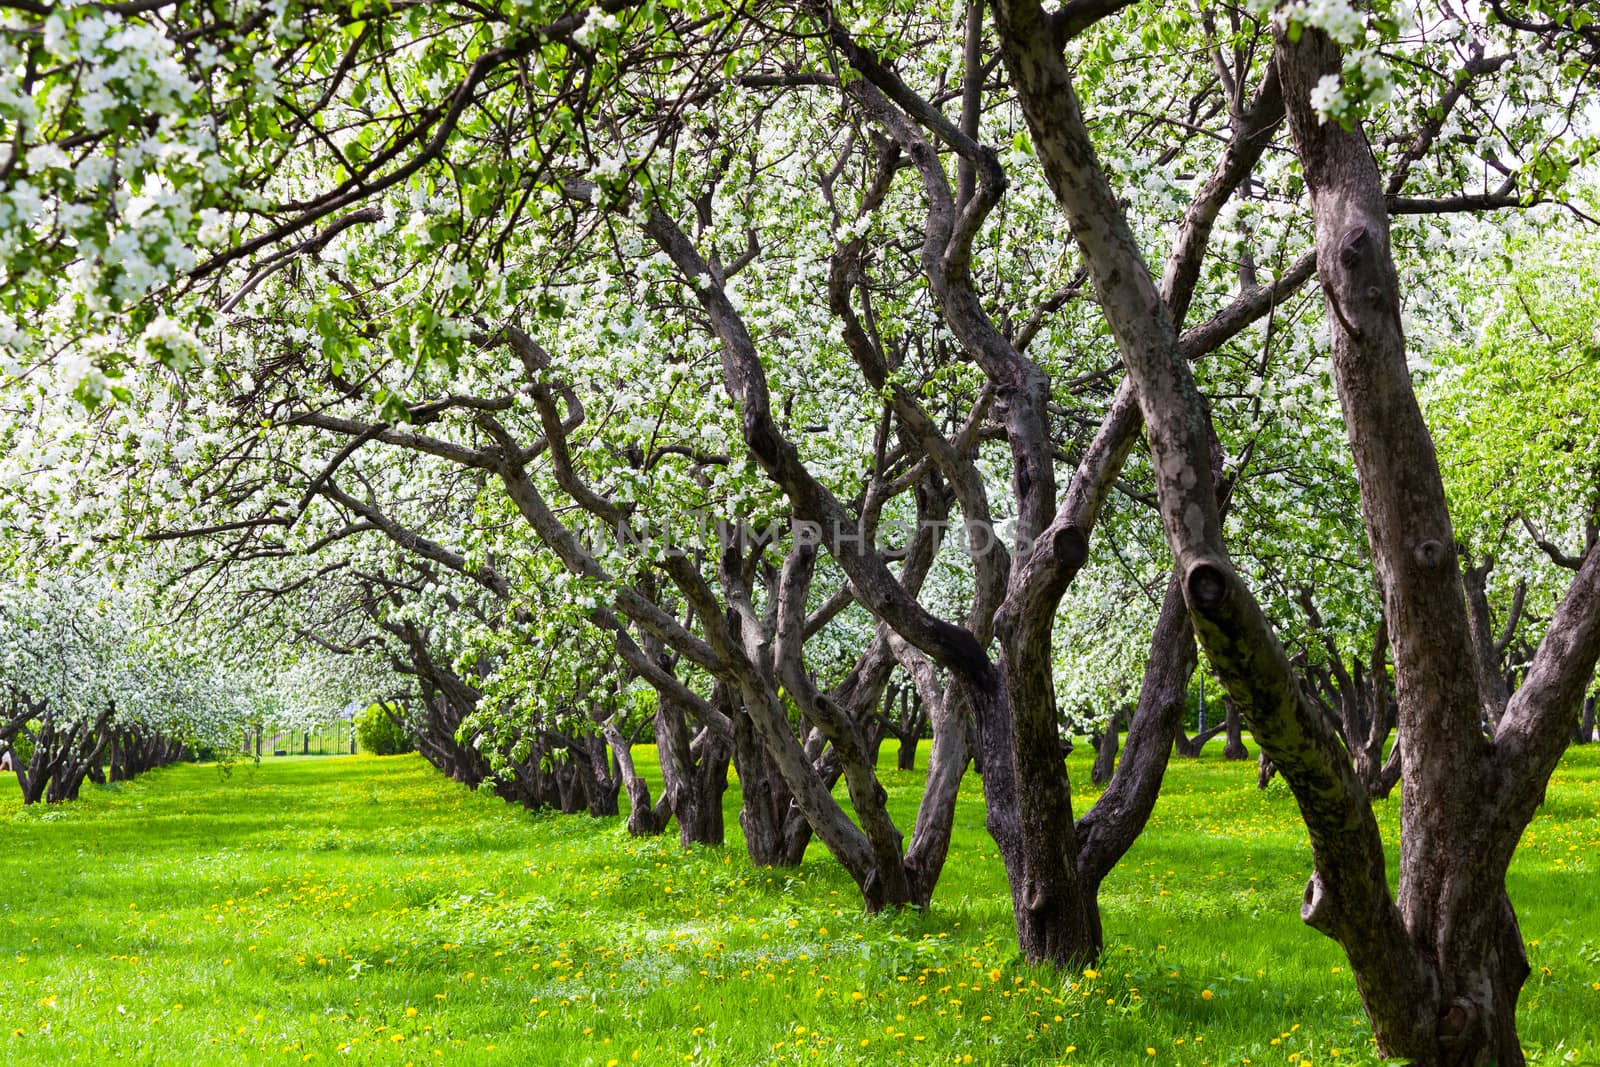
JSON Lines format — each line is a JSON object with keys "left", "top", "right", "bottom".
{"left": 3, "top": 748, "right": 1598, "bottom": 1065}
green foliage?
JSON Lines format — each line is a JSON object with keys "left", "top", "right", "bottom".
{"left": 1430, "top": 228, "right": 1600, "bottom": 544}
{"left": 7, "top": 722, "right": 37, "bottom": 769}
{"left": 3, "top": 751, "right": 1598, "bottom": 1064}
{"left": 353, "top": 704, "right": 413, "bottom": 757}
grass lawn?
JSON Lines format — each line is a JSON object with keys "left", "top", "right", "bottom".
{"left": 2, "top": 746, "right": 1597, "bottom": 1065}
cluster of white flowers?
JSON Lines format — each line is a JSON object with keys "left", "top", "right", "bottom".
{"left": 1309, "top": 73, "right": 1345, "bottom": 123}
{"left": 25, "top": 142, "right": 70, "bottom": 172}
{"left": 1307, "top": 51, "right": 1395, "bottom": 124}
{"left": 1270, "top": 0, "right": 1366, "bottom": 45}
{"left": 573, "top": 9, "right": 622, "bottom": 47}
{"left": 58, "top": 349, "right": 111, "bottom": 405}
{"left": 444, "top": 261, "right": 474, "bottom": 294}
{"left": 0, "top": 40, "right": 41, "bottom": 134}
{"left": 63, "top": 16, "right": 198, "bottom": 120}
{"left": 140, "top": 315, "right": 207, "bottom": 373}
{"left": 591, "top": 153, "right": 628, "bottom": 180}
{"left": 1351, "top": 48, "right": 1396, "bottom": 104}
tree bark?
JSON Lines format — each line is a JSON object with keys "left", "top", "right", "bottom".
{"left": 731, "top": 703, "right": 812, "bottom": 867}
{"left": 655, "top": 696, "right": 715, "bottom": 845}
{"left": 606, "top": 723, "right": 665, "bottom": 836}
{"left": 1255, "top": 753, "right": 1275, "bottom": 790}
{"left": 1272, "top": 22, "right": 1600, "bottom": 1063}
{"left": 1173, "top": 720, "right": 1225, "bottom": 757}
{"left": 963, "top": 665, "right": 1100, "bottom": 967}
{"left": 1090, "top": 710, "right": 1120, "bottom": 786}
{"left": 1462, "top": 556, "right": 1517, "bottom": 730}
{"left": 1222, "top": 695, "right": 1249, "bottom": 760}
{"left": 984, "top": 0, "right": 1451, "bottom": 1050}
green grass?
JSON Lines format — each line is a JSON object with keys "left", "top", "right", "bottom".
{"left": 2, "top": 746, "right": 1598, "bottom": 1065}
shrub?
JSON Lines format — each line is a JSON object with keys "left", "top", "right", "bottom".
{"left": 5, "top": 723, "right": 38, "bottom": 770}
{"left": 353, "top": 704, "right": 413, "bottom": 756}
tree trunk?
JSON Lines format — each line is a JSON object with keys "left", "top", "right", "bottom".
{"left": 685, "top": 733, "right": 731, "bottom": 845}
{"left": 1090, "top": 708, "right": 1120, "bottom": 785}
{"left": 890, "top": 683, "right": 927, "bottom": 771}
{"left": 962, "top": 654, "right": 1101, "bottom": 969}
{"left": 656, "top": 698, "right": 730, "bottom": 847}
{"left": 975, "top": 2, "right": 1600, "bottom": 1055}
{"left": 1269, "top": 22, "right": 1600, "bottom": 1063}
{"left": 19, "top": 759, "right": 49, "bottom": 804}
{"left": 1073, "top": 574, "right": 1198, "bottom": 947}
{"left": 1222, "top": 696, "right": 1249, "bottom": 760}
{"left": 1256, "top": 753, "right": 1276, "bottom": 790}
{"left": 891, "top": 639, "right": 973, "bottom": 906}
{"left": 577, "top": 735, "right": 621, "bottom": 817}
{"left": 1462, "top": 557, "right": 1516, "bottom": 731}
{"left": 606, "top": 724, "right": 665, "bottom": 835}
{"left": 768, "top": 551, "right": 918, "bottom": 911}
{"left": 1173, "top": 721, "right": 1225, "bottom": 757}
{"left": 1366, "top": 738, "right": 1403, "bottom": 801}
{"left": 730, "top": 704, "right": 811, "bottom": 867}
{"left": 18, "top": 721, "right": 62, "bottom": 805}
{"left": 865, "top": 716, "right": 887, "bottom": 766}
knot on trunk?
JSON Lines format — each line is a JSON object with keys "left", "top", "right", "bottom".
{"left": 1299, "top": 872, "right": 1339, "bottom": 937}
{"left": 1023, "top": 879, "right": 1049, "bottom": 913}
{"left": 1185, "top": 560, "right": 1231, "bottom": 613}
{"left": 1436, "top": 999, "right": 1472, "bottom": 1037}
{"left": 1412, "top": 539, "right": 1446, "bottom": 568}
{"left": 1436, "top": 996, "right": 1487, "bottom": 1056}
{"left": 1338, "top": 225, "right": 1371, "bottom": 270}
{"left": 1052, "top": 525, "right": 1089, "bottom": 573}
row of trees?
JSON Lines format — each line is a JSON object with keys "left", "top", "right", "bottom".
{"left": 0, "top": 572, "right": 381, "bottom": 801}
{"left": 4, "top": 0, "right": 1599, "bottom": 1061}
{"left": 0, "top": 578, "right": 230, "bottom": 802}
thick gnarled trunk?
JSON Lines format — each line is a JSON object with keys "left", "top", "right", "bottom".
{"left": 977, "top": 0, "right": 1588, "bottom": 1057}
{"left": 1217, "top": 20, "right": 1600, "bottom": 1065}
{"left": 731, "top": 703, "right": 813, "bottom": 868}
{"left": 962, "top": 661, "right": 1100, "bottom": 966}
{"left": 655, "top": 697, "right": 730, "bottom": 847}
